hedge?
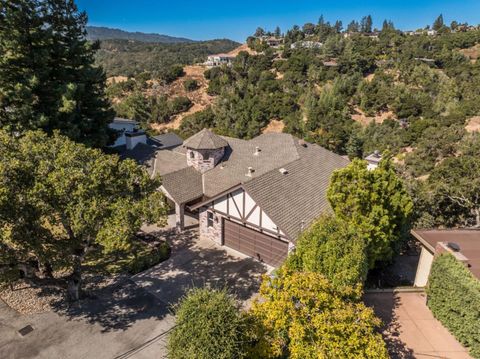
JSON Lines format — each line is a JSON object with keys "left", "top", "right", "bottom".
{"left": 427, "top": 253, "right": 480, "bottom": 358}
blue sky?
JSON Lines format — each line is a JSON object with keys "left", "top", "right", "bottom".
{"left": 76, "top": 0, "right": 480, "bottom": 42}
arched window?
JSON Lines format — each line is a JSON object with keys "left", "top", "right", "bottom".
{"left": 189, "top": 151, "right": 195, "bottom": 159}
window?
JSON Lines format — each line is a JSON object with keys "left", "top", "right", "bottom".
{"left": 207, "top": 212, "right": 214, "bottom": 227}
{"left": 189, "top": 151, "right": 194, "bottom": 159}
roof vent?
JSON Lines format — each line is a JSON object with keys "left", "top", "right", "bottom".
{"left": 299, "top": 139, "right": 307, "bottom": 147}
{"left": 447, "top": 242, "right": 461, "bottom": 252}
{"left": 246, "top": 167, "right": 255, "bottom": 177}
{"left": 279, "top": 168, "right": 288, "bottom": 175}
{"left": 254, "top": 146, "right": 261, "bottom": 156}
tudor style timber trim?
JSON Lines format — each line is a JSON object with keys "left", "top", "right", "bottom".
{"left": 191, "top": 185, "right": 291, "bottom": 241}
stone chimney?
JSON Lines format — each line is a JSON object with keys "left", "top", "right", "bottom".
{"left": 125, "top": 129, "right": 147, "bottom": 150}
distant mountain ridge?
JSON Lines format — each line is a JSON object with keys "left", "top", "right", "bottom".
{"left": 86, "top": 26, "right": 194, "bottom": 43}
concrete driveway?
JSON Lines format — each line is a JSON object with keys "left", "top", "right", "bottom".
{"left": 132, "top": 228, "right": 270, "bottom": 306}
{"left": 0, "top": 228, "right": 268, "bottom": 359}
{"left": 364, "top": 291, "right": 472, "bottom": 359}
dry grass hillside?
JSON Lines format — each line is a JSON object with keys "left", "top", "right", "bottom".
{"left": 459, "top": 44, "right": 480, "bottom": 63}
{"left": 150, "top": 65, "right": 215, "bottom": 131}
{"left": 351, "top": 106, "right": 396, "bottom": 126}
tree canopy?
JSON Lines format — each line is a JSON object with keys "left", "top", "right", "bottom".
{"left": 0, "top": 0, "right": 114, "bottom": 147}
{"left": 285, "top": 215, "right": 368, "bottom": 287}
{"left": 0, "top": 129, "right": 167, "bottom": 299}
{"left": 249, "top": 270, "right": 389, "bottom": 358}
{"left": 328, "top": 158, "right": 413, "bottom": 267}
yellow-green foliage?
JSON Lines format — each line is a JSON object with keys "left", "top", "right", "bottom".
{"left": 249, "top": 270, "right": 389, "bottom": 358}
{"left": 427, "top": 254, "right": 480, "bottom": 358}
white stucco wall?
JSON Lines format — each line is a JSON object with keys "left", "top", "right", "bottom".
{"left": 414, "top": 246, "right": 434, "bottom": 287}
{"left": 109, "top": 122, "right": 137, "bottom": 147}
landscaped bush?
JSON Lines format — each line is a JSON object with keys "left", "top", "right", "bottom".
{"left": 427, "top": 253, "right": 480, "bottom": 358}
{"left": 168, "top": 288, "right": 248, "bottom": 359}
{"left": 127, "top": 242, "right": 170, "bottom": 274}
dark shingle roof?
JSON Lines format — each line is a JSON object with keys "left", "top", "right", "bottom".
{"left": 202, "top": 133, "right": 300, "bottom": 197}
{"left": 243, "top": 142, "right": 349, "bottom": 240}
{"left": 162, "top": 167, "right": 203, "bottom": 204}
{"left": 150, "top": 133, "right": 183, "bottom": 149}
{"left": 183, "top": 128, "right": 228, "bottom": 150}
{"left": 120, "top": 143, "right": 157, "bottom": 170}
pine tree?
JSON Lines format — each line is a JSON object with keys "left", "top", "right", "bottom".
{"left": 433, "top": 14, "right": 444, "bottom": 31}
{"left": 0, "top": 0, "right": 114, "bottom": 147}
{"left": 0, "top": 0, "right": 50, "bottom": 132}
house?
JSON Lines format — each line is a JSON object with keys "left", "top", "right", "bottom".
{"left": 411, "top": 229, "right": 480, "bottom": 287}
{"left": 262, "top": 36, "right": 283, "bottom": 48}
{"left": 109, "top": 117, "right": 139, "bottom": 147}
{"left": 426, "top": 29, "right": 437, "bottom": 36}
{"left": 290, "top": 41, "right": 323, "bottom": 50}
{"left": 204, "top": 54, "right": 236, "bottom": 67}
{"left": 116, "top": 130, "right": 183, "bottom": 166}
{"left": 151, "top": 129, "right": 349, "bottom": 267}
{"left": 365, "top": 151, "right": 382, "bottom": 170}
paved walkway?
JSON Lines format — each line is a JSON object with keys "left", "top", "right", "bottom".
{"left": 364, "top": 291, "right": 472, "bottom": 359}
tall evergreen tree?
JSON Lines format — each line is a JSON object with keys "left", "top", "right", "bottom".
{"left": 433, "top": 14, "right": 444, "bottom": 31}
{"left": 361, "top": 15, "right": 373, "bottom": 33}
{"left": 0, "top": 0, "right": 114, "bottom": 147}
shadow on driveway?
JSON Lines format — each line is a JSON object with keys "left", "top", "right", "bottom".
{"left": 133, "top": 228, "right": 269, "bottom": 306}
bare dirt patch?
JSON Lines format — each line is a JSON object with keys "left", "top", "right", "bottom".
{"left": 466, "top": 115, "right": 480, "bottom": 133}
{"left": 351, "top": 107, "right": 396, "bottom": 126}
{"left": 226, "top": 43, "right": 257, "bottom": 56}
{"left": 459, "top": 44, "right": 480, "bottom": 63}
{"left": 263, "top": 119, "right": 285, "bottom": 134}
{"left": 107, "top": 76, "right": 128, "bottom": 85}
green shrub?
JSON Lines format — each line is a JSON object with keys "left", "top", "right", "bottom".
{"left": 427, "top": 254, "right": 480, "bottom": 358}
{"left": 169, "top": 96, "right": 192, "bottom": 115}
{"left": 168, "top": 288, "right": 248, "bottom": 359}
{"left": 285, "top": 215, "right": 368, "bottom": 287}
{"left": 183, "top": 79, "right": 199, "bottom": 92}
{"left": 127, "top": 242, "right": 170, "bottom": 274}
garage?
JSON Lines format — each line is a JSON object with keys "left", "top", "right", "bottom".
{"left": 223, "top": 219, "right": 289, "bottom": 267}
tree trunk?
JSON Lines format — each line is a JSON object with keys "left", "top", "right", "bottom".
{"left": 67, "top": 255, "right": 82, "bottom": 302}
{"left": 474, "top": 208, "right": 480, "bottom": 228}
{"left": 38, "top": 260, "right": 54, "bottom": 279}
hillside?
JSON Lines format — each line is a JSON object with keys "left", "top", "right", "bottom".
{"left": 95, "top": 38, "right": 240, "bottom": 76}
{"left": 87, "top": 26, "right": 193, "bottom": 43}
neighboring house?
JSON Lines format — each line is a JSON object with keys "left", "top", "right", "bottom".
{"left": 116, "top": 130, "right": 183, "bottom": 167}
{"left": 151, "top": 129, "right": 349, "bottom": 267}
{"left": 365, "top": 151, "right": 382, "bottom": 170}
{"left": 261, "top": 36, "right": 283, "bottom": 48}
{"left": 204, "top": 54, "right": 236, "bottom": 67}
{"left": 109, "top": 117, "right": 139, "bottom": 147}
{"left": 411, "top": 229, "right": 480, "bottom": 287}
{"left": 290, "top": 41, "right": 323, "bottom": 50}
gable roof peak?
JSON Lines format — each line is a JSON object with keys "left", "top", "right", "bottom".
{"left": 184, "top": 128, "right": 228, "bottom": 150}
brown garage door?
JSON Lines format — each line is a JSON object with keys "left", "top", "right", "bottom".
{"left": 223, "top": 219, "right": 288, "bottom": 267}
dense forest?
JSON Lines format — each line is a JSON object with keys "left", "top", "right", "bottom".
{"left": 95, "top": 38, "right": 239, "bottom": 76}
{"left": 87, "top": 26, "right": 193, "bottom": 43}
{"left": 173, "top": 16, "right": 480, "bottom": 229}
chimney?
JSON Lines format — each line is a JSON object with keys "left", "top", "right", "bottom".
{"left": 246, "top": 167, "right": 254, "bottom": 177}
{"left": 254, "top": 146, "right": 261, "bottom": 156}
{"left": 125, "top": 129, "right": 147, "bottom": 150}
